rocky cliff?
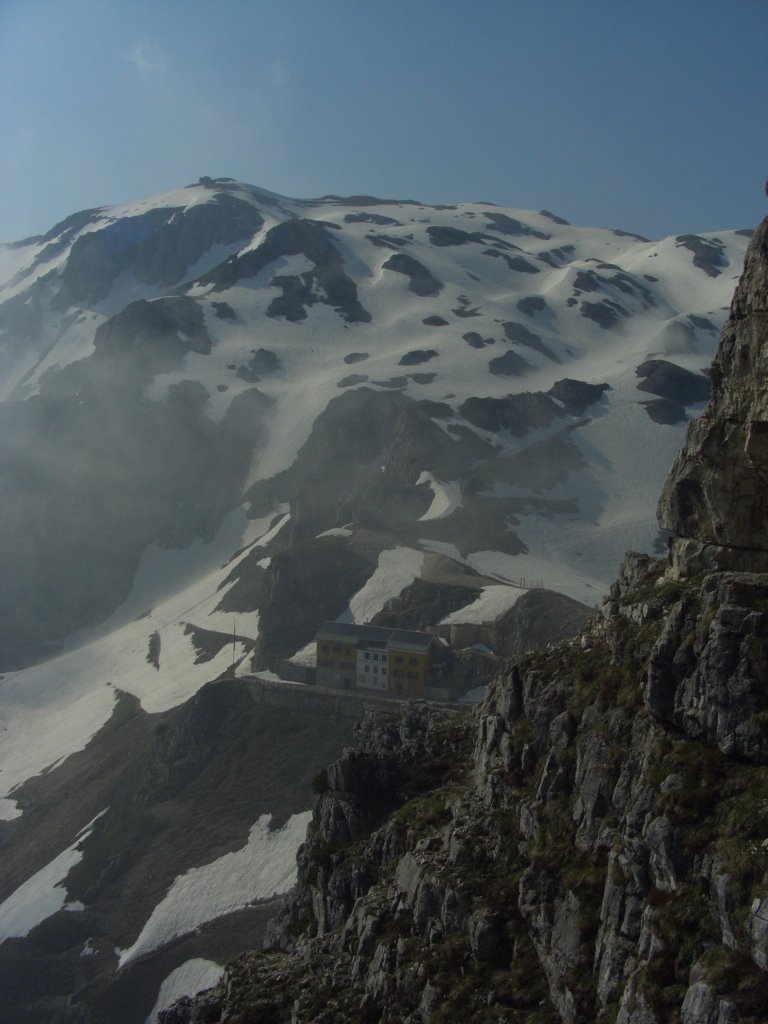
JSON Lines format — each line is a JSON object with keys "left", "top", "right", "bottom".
{"left": 659, "top": 216, "right": 768, "bottom": 575}
{"left": 160, "top": 220, "right": 768, "bottom": 1024}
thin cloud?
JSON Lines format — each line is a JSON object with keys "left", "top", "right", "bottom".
{"left": 124, "top": 43, "right": 169, "bottom": 78}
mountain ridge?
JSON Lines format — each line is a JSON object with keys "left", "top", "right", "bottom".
{"left": 0, "top": 179, "right": 748, "bottom": 662}
{"left": 0, "top": 180, "right": 757, "bottom": 1022}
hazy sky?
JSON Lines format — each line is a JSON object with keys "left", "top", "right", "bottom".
{"left": 0, "top": 0, "right": 765, "bottom": 243}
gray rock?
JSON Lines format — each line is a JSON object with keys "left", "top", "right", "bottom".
{"left": 644, "top": 815, "right": 680, "bottom": 892}
{"left": 646, "top": 573, "right": 768, "bottom": 761}
{"left": 616, "top": 984, "right": 658, "bottom": 1024}
{"left": 468, "top": 909, "right": 502, "bottom": 962}
{"left": 716, "top": 1001, "right": 739, "bottom": 1024}
{"left": 419, "top": 980, "right": 441, "bottom": 1022}
{"left": 709, "top": 861, "right": 737, "bottom": 948}
{"left": 680, "top": 981, "right": 718, "bottom": 1024}
{"left": 383, "top": 253, "right": 443, "bottom": 296}
{"left": 748, "top": 895, "right": 768, "bottom": 969}
{"left": 636, "top": 359, "right": 710, "bottom": 405}
{"left": 659, "top": 218, "right": 768, "bottom": 573}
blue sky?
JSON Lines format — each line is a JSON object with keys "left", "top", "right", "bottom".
{"left": 0, "top": 0, "right": 765, "bottom": 242}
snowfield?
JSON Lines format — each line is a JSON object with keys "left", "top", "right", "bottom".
{"left": 0, "top": 180, "right": 750, "bottom": 824}
{"left": 118, "top": 812, "right": 311, "bottom": 967}
{"left": 0, "top": 812, "right": 106, "bottom": 942}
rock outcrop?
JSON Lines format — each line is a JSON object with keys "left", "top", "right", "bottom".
{"left": 161, "top": 562, "right": 768, "bottom": 1024}
{"left": 659, "top": 217, "right": 768, "bottom": 574}
{"left": 161, "top": 222, "right": 768, "bottom": 1023}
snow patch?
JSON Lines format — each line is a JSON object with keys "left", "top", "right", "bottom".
{"left": 146, "top": 958, "right": 225, "bottom": 1024}
{"left": 119, "top": 811, "right": 311, "bottom": 967}
{"left": 0, "top": 506, "right": 283, "bottom": 819}
{"left": 416, "top": 472, "right": 462, "bottom": 521}
{"left": 0, "top": 811, "right": 106, "bottom": 943}
{"left": 346, "top": 548, "right": 424, "bottom": 624}
{"left": 289, "top": 640, "right": 317, "bottom": 666}
{"left": 250, "top": 670, "right": 304, "bottom": 686}
{"left": 466, "top": 550, "right": 604, "bottom": 607}
{"left": 440, "top": 585, "right": 525, "bottom": 625}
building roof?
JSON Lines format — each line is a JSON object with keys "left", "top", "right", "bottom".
{"left": 316, "top": 621, "right": 436, "bottom": 652}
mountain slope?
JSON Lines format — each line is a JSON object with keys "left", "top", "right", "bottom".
{"left": 0, "top": 180, "right": 749, "bottom": 817}
{"left": 160, "top": 218, "right": 768, "bottom": 1024}
{"left": 0, "top": 179, "right": 754, "bottom": 1021}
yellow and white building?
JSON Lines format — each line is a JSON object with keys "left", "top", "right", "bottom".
{"left": 315, "top": 622, "right": 441, "bottom": 697}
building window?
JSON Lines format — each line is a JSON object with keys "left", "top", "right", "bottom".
{"left": 395, "top": 655, "right": 403, "bottom": 664}
{"left": 365, "top": 665, "right": 370, "bottom": 672}
{"left": 365, "top": 652, "right": 370, "bottom": 660}
{"left": 321, "top": 644, "right": 329, "bottom": 653}
{"left": 409, "top": 657, "right": 417, "bottom": 665}
{"left": 407, "top": 671, "right": 418, "bottom": 680}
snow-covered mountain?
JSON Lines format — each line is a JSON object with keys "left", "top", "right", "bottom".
{"left": 0, "top": 177, "right": 751, "bottom": 1020}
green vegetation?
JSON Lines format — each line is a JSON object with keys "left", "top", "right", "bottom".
{"left": 399, "top": 714, "right": 473, "bottom": 799}
{"left": 651, "top": 735, "right": 768, "bottom": 897}
{"left": 392, "top": 791, "right": 451, "bottom": 831}
{"left": 427, "top": 932, "right": 558, "bottom": 1024}
{"left": 306, "top": 838, "right": 345, "bottom": 884}
{"left": 619, "top": 570, "right": 707, "bottom": 610}
{"left": 565, "top": 643, "right": 645, "bottom": 719}
{"left": 700, "top": 946, "right": 768, "bottom": 1021}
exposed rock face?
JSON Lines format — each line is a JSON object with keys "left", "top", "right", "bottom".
{"left": 547, "top": 377, "right": 609, "bottom": 416}
{"left": 163, "top": 557, "right": 768, "bottom": 1024}
{"left": 489, "top": 588, "right": 593, "bottom": 658}
{"left": 646, "top": 572, "right": 768, "bottom": 761}
{"left": 659, "top": 217, "right": 768, "bottom": 574}
{"left": 383, "top": 253, "right": 443, "bottom": 296}
{"left": 55, "top": 193, "right": 264, "bottom": 305}
{"left": 199, "top": 217, "right": 372, "bottom": 323}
